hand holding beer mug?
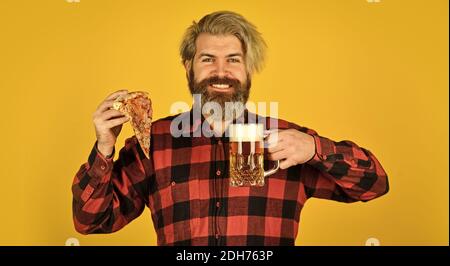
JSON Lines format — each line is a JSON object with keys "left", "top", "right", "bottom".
{"left": 229, "top": 124, "right": 280, "bottom": 187}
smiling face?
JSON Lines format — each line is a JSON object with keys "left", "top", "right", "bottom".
{"left": 186, "top": 33, "right": 251, "bottom": 117}
{"left": 192, "top": 33, "right": 248, "bottom": 92}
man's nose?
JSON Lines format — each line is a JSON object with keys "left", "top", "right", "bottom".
{"left": 212, "top": 60, "right": 230, "bottom": 78}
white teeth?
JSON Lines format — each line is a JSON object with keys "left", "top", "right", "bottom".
{"left": 211, "top": 84, "right": 230, "bottom": 89}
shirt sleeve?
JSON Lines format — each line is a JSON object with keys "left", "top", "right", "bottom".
{"left": 71, "top": 137, "right": 154, "bottom": 234}
{"left": 290, "top": 123, "right": 389, "bottom": 203}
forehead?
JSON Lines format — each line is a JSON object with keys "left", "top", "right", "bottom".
{"left": 195, "top": 33, "right": 243, "bottom": 56}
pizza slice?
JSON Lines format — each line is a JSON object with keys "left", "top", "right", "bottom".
{"left": 112, "top": 91, "right": 152, "bottom": 158}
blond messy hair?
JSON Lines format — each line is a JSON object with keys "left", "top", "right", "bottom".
{"left": 180, "top": 11, "right": 267, "bottom": 75}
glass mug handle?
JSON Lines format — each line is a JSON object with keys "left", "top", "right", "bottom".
{"left": 263, "top": 130, "right": 280, "bottom": 178}
{"left": 264, "top": 160, "right": 280, "bottom": 177}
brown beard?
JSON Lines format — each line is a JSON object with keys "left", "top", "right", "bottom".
{"left": 188, "top": 67, "right": 251, "bottom": 119}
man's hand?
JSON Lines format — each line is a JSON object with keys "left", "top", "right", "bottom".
{"left": 93, "top": 90, "right": 130, "bottom": 157}
{"left": 266, "top": 129, "right": 316, "bottom": 169}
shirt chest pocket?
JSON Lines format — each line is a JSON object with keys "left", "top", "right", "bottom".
{"left": 155, "top": 167, "right": 201, "bottom": 223}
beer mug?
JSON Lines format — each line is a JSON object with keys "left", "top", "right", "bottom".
{"left": 228, "top": 123, "right": 280, "bottom": 187}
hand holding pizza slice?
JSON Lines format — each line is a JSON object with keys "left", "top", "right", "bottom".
{"left": 112, "top": 91, "right": 152, "bottom": 158}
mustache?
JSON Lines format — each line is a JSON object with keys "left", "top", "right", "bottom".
{"left": 197, "top": 76, "right": 241, "bottom": 90}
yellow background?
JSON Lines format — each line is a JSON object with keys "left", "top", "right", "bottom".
{"left": 0, "top": 0, "right": 447, "bottom": 246}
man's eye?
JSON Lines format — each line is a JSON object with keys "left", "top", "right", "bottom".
{"left": 229, "top": 58, "right": 240, "bottom": 63}
{"left": 202, "top": 58, "right": 213, "bottom": 62}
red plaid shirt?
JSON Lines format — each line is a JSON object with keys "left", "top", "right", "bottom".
{"left": 72, "top": 110, "right": 389, "bottom": 245}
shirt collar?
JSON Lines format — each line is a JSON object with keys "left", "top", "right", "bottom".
{"left": 186, "top": 106, "right": 259, "bottom": 137}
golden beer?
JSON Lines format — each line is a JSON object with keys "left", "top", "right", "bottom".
{"left": 229, "top": 124, "right": 279, "bottom": 187}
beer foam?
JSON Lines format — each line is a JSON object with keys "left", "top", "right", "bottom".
{"left": 229, "top": 124, "right": 264, "bottom": 142}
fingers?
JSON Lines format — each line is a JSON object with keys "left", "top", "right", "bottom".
{"left": 99, "top": 109, "right": 126, "bottom": 121}
{"left": 93, "top": 108, "right": 129, "bottom": 130}
{"left": 266, "top": 131, "right": 295, "bottom": 169}
{"left": 95, "top": 90, "right": 129, "bottom": 114}
{"left": 96, "top": 99, "right": 115, "bottom": 113}
{"left": 267, "top": 143, "right": 284, "bottom": 154}
{"left": 103, "top": 116, "right": 130, "bottom": 128}
{"left": 105, "top": 89, "right": 129, "bottom": 101}
{"left": 265, "top": 129, "right": 309, "bottom": 169}
{"left": 268, "top": 149, "right": 296, "bottom": 169}
{"left": 266, "top": 131, "right": 286, "bottom": 153}
{"left": 265, "top": 131, "right": 279, "bottom": 146}
{"left": 268, "top": 150, "right": 295, "bottom": 169}
{"left": 279, "top": 159, "right": 296, "bottom": 169}
{"left": 268, "top": 149, "right": 289, "bottom": 161}
{"left": 265, "top": 129, "right": 299, "bottom": 152}
{"left": 94, "top": 101, "right": 124, "bottom": 120}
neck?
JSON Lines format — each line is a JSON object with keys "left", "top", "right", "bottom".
{"left": 203, "top": 115, "right": 232, "bottom": 136}
{"left": 202, "top": 107, "right": 245, "bottom": 136}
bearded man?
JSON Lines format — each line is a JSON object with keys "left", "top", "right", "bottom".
{"left": 72, "top": 11, "right": 389, "bottom": 246}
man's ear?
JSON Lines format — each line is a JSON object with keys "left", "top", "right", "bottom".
{"left": 184, "top": 60, "right": 193, "bottom": 81}
{"left": 184, "top": 60, "right": 191, "bottom": 73}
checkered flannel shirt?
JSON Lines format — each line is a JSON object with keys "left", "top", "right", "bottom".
{"left": 72, "top": 109, "right": 389, "bottom": 245}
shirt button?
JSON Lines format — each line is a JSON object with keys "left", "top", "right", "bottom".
{"left": 215, "top": 234, "right": 220, "bottom": 239}
{"left": 216, "top": 170, "right": 221, "bottom": 176}
{"left": 216, "top": 202, "right": 221, "bottom": 208}
{"left": 100, "top": 165, "right": 106, "bottom": 170}
{"left": 171, "top": 181, "right": 176, "bottom": 186}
